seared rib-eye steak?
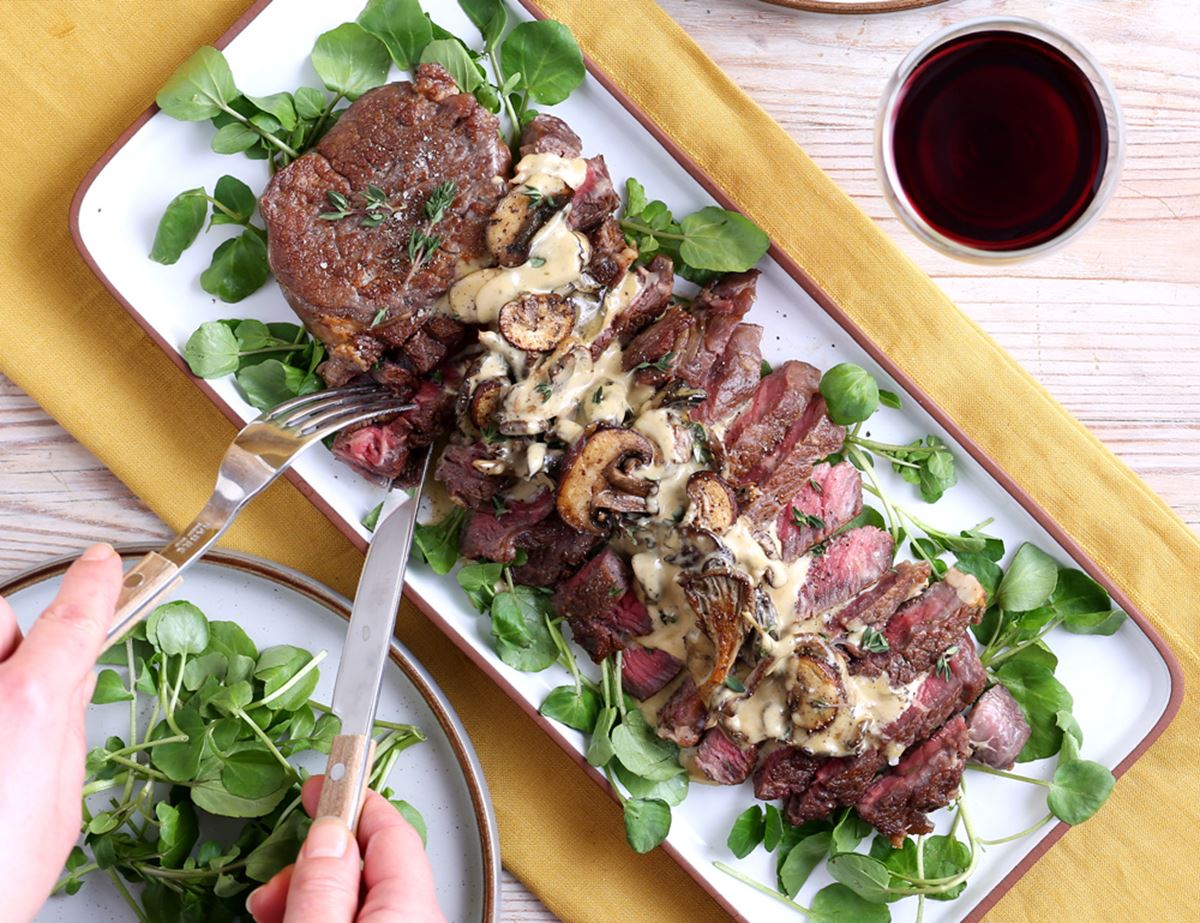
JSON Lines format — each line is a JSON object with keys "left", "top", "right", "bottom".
{"left": 260, "top": 64, "right": 511, "bottom": 387}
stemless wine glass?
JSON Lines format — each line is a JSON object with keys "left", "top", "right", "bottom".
{"left": 876, "top": 17, "right": 1124, "bottom": 263}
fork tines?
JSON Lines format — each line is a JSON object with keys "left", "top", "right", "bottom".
{"left": 263, "top": 385, "right": 413, "bottom": 440}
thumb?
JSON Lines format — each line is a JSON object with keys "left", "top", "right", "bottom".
{"left": 281, "top": 818, "right": 362, "bottom": 923}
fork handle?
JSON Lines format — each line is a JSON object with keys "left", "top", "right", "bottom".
{"left": 317, "top": 734, "right": 377, "bottom": 831}
{"left": 107, "top": 552, "right": 183, "bottom": 643}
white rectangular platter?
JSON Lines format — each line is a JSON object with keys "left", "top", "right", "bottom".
{"left": 72, "top": 1, "right": 1181, "bottom": 919}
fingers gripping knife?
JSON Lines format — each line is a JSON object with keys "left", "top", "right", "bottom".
{"left": 316, "top": 455, "right": 429, "bottom": 831}
{"left": 105, "top": 386, "right": 413, "bottom": 644}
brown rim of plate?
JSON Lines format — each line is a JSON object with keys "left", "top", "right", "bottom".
{"left": 754, "top": 0, "right": 948, "bottom": 13}
{"left": 65, "top": 1, "right": 1183, "bottom": 920}
{"left": 0, "top": 544, "right": 501, "bottom": 923}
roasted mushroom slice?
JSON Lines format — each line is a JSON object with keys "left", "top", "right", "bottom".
{"left": 468, "top": 378, "right": 505, "bottom": 430}
{"left": 680, "top": 568, "right": 754, "bottom": 695}
{"left": 686, "top": 472, "right": 738, "bottom": 534}
{"left": 557, "top": 425, "right": 657, "bottom": 534}
{"left": 784, "top": 639, "right": 845, "bottom": 733}
{"left": 498, "top": 293, "right": 576, "bottom": 353}
{"left": 486, "top": 179, "right": 569, "bottom": 267}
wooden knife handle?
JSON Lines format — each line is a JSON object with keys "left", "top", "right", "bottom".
{"left": 106, "top": 551, "right": 182, "bottom": 643}
{"left": 317, "top": 734, "right": 377, "bottom": 831}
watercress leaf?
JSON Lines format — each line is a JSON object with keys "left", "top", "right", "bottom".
{"left": 1062, "top": 608, "right": 1127, "bottom": 636}
{"left": 211, "top": 175, "right": 257, "bottom": 227}
{"left": 826, "top": 852, "right": 892, "bottom": 904}
{"left": 830, "top": 808, "right": 872, "bottom": 855}
{"left": 311, "top": 23, "right": 391, "bottom": 100}
{"left": 150, "top": 188, "right": 208, "bottom": 264}
{"left": 610, "top": 710, "right": 683, "bottom": 781}
{"left": 878, "top": 388, "right": 902, "bottom": 409}
{"left": 1048, "top": 758, "right": 1115, "bottom": 825}
{"left": 419, "top": 38, "right": 483, "bottom": 93}
{"left": 183, "top": 652, "right": 228, "bottom": 691}
{"left": 996, "top": 543, "right": 1059, "bottom": 613}
{"left": 1047, "top": 568, "right": 1121, "bottom": 632}
{"left": 623, "top": 798, "right": 671, "bottom": 853}
{"left": 919, "top": 446, "right": 957, "bottom": 503}
{"left": 245, "top": 91, "right": 296, "bottom": 131}
{"left": 207, "top": 679, "right": 253, "bottom": 716}
{"left": 205, "top": 620, "right": 259, "bottom": 661}
{"left": 586, "top": 706, "right": 617, "bottom": 767}
{"left": 810, "top": 884, "right": 893, "bottom": 922}
{"left": 458, "top": 0, "right": 507, "bottom": 51}
{"left": 838, "top": 505, "right": 887, "bottom": 534}
{"left": 156, "top": 46, "right": 239, "bottom": 120}
{"left": 233, "top": 318, "right": 272, "bottom": 351}
{"left": 236, "top": 359, "right": 304, "bottom": 411}
{"left": 726, "top": 805, "right": 765, "bottom": 859}
{"left": 153, "top": 601, "right": 210, "bottom": 656}
{"left": 456, "top": 560, "right": 503, "bottom": 613}
{"left": 953, "top": 551, "right": 1003, "bottom": 603}
{"left": 539, "top": 684, "right": 601, "bottom": 732}
{"left": 413, "top": 507, "right": 466, "bottom": 574}
{"left": 678, "top": 206, "right": 770, "bottom": 272}
{"left": 254, "top": 645, "right": 309, "bottom": 687}
{"left": 500, "top": 20, "right": 584, "bottom": 105}
{"left": 1056, "top": 709, "right": 1084, "bottom": 752}
{"left": 156, "top": 800, "right": 199, "bottom": 869}
{"left": 778, "top": 831, "right": 832, "bottom": 898}
{"left": 91, "top": 668, "right": 133, "bottom": 704}
{"left": 358, "top": 0, "right": 432, "bottom": 70}
{"left": 763, "top": 803, "right": 784, "bottom": 851}
{"left": 919, "top": 834, "right": 971, "bottom": 901}
{"left": 613, "top": 761, "right": 689, "bottom": 806}
{"left": 390, "top": 800, "right": 428, "bottom": 846}
{"left": 201, "top": 229, "right": 271, "bottom": 303}
{"left": 625, "top": 177, "right": 649, "bottom": 216}
{"left": 820, "top": 363, "right": 880, "bottom": 426}
{"left": 87, "top": 812, "right": 119, "bottom": 835}
{"left": 490, "top": 587, "right": 557, "bottom": 672}
{"left": 211, "top": 121, "right": 260, "bottom": 155}
{"left": 995, "top": 656, "right": 1073, "bottom": 761}
{"left": 151, "top": 707, "right": 208, "bottom": 780}
{"left": 191, "top": 778, "right": 289, "bottom": 818}
{"left": 135, "top": 658, "right": 158, "bottom": 696}
{"left": 221, "top": 747, "right": 287, "bottom": 799}
{"left": 182, "top": 320, "right": 240, "bottom": 378}
{"left": 293, "top": 86, "right": 326, "bottom": 119}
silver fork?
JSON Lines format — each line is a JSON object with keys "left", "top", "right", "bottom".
{"left": 105, "top": 385, "right": 413, "bottom": 643}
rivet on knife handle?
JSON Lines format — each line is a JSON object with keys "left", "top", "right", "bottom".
{"left": 317, "top": 734, "right": 377, "bottom": 831}
{"left": 107, "top": 551, "right": 182, "bottom": 643}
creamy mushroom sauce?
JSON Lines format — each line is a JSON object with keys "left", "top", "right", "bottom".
{"left": 439, "top": 152, "right": 915, "bottom": 766}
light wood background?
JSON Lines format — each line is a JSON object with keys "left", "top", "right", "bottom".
{"left": 1, "top": 0, "right": 1195, "bottom": 919}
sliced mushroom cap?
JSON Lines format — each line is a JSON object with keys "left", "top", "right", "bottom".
{"left": 680, "top": 568, "right": 754, "bottom": 695}
{"left": 784, "top": 638, "right": 845, "bottom": 733}
{"left": 468, "top": 378, "right": 505, "bottom": 430}
{"left": 557, "top": 425, "right": 657, "bottom": 534}
{"left": 686, "top": 471, "right": 738, "bottom": 534}
{"left": 486, "top": 179, "right": 569, "bottom": 267}
{"left": 498, "top": 292, "right": 576, "bottom": 353}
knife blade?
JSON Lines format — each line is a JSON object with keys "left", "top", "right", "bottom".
{"left": 317, "top": 458, "right": 428, "bottom": 829}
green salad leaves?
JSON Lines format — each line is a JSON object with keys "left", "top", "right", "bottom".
{"left": 182, "top": 318, "right": 325, "bottom": 410}
{"left": 58, "top": 601, "right": 425, "bottom": 919}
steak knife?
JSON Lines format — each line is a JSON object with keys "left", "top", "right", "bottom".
{"left": 317, "top": 459, "right": 428, "bottom": 831}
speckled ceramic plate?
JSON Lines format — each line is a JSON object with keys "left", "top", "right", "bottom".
{"left": 3, "top": 546, "right": 499, "bottom": 923}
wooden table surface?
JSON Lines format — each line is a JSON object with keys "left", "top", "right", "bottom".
{"left": 1, "top": 0, "right": 1195, "bottom": 920}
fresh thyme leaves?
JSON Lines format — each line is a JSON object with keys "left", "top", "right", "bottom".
{"left": 370, "top": 307, "right": 388, "bottom": 328}
{"left": 607, "top": 585, "right": 623, "bottom": 598}
{"left": 522, "top": 184, "right": 557, "bottom": 208}
{"left": 529, "top": 256, "right": 547, "bottom": 267}
{"left": 724, "top": 676, "right": 747, "bottom": 694}
{"left": 809, "top": 477, "right": 824, "bottom": 495}
{"left": 361, "top": 501, "right": 384, "bottom": 532}
{"left": 492, "top": 495, "right": 510, "bottom": 518}
{"left": 791, "top": 509, "right": 825, "bottom": 531}
{"left": 423, "top": 179, "right": 456, "bottom": 222}
{"left": 690, "top": 422, "right": 711, "bottom": 464}
{"left": 634, "top": 351, "right": 674, "bottom": 373}
{"left": 934, "top": 645, "right": 959, "bottom": 680}
{"left": 62, "top": 600, "right": 425, "bottom": 919}
{"left": 319, "top": 189, "right": 352, "bottom": 220}
{"left": 619, "top": 178, "right": 769, "bottom": 282}
{"left": 860, "top": 627, "right": 890, "bottom": 654}
{"left": 592, "top": 386, "right": 605, "bottom": 405}
{"left": 535, "top": 382, "right": 554, "bottom": 402}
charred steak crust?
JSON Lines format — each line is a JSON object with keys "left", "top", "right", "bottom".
{"left": 260, "top": 65, "right": 511, "bottom": 385}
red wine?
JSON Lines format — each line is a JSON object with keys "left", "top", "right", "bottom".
{"left": 891, "top": 30, "right": 1108, "bottom": 251}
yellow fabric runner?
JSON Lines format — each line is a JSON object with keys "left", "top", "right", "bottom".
{"left": 0, "top": 1, "right": 1194, "bottom": 921}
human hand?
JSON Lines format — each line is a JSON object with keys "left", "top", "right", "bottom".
{"left": 247, "top": 775, "right": 445, "bottom": 923}
{"left": 0, "top": 544, "right": 123, "bottom": 923}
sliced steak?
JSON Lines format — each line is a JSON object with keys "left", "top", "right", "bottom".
{"left": 657, "top": 675, "right": 709, "bottom": 748}
{"left": 794, "top": 527, "right": 894, "bottom": 620}
{"left": 436, "top": 443, "right": 507, "bottom": 510}
{"left": 621, "top": 305, "right": 696, "bottom": 380}
{"left": 331, "top": 377, "right": 455, "bottom": 484}
{"left": 553, "top": 548, "right": 651, "bottom": 662}
{"left": 586, "top": 217, "right": 639, "bottom": 289}
{"left": 835, "top": 561, "right": 932, "bottom": 636}
{"left": 458, "top": 487, "right": 554, "bottom": 563}
{"left": 856, "top": 716, "right": 971, "bottom": 845}
{"left": 692, "top": 323, "right": 764, "bottom": 425}
{"left": 754, "top": 746, "right": 822, "bottom": 801}
{"left": 518, "top": 113, "right": 582, "bottom": 158}
{"left": 261, "top": 66, "right": 510, "bottom": 385}
{"left": 967, "top": 685, "right": 1031, "bottom": 770}
{"left": 622, "top": 646, "right": 685, "bottom": 700}
{"left": 694, "top": 727, "right": 759, "bottom": 785}
{"left": 776, "top": 461, "right": 863, "bottom": 561}
{"left": 673, "top": 271, "right": 760, "bottom": 388}
{"left": 882, "top": 637, "right": 986, "bottom": 749}
{"left": 785, "top": 748, "right": 887, "bottom": 825}
{"left": 566, "top": 156, "right": 620, "bottom": 231}
{"left": 723, "top": 361, "right": 821, "bottom": 482}
{"left": 509, "top": 517, "right": 603, "bottom": 588}
{"left": 591, "top": 255, "right": 675, "bottom": 359}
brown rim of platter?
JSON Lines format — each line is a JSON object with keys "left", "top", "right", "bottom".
{"left": 755, "top": 0, "right": 949, "bottom": 13}
{"left": 65, "top": 2, "right": 1183, "bottom": 920}
{"left": 0, "top": 544, "right": 501, "bottom": 923}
